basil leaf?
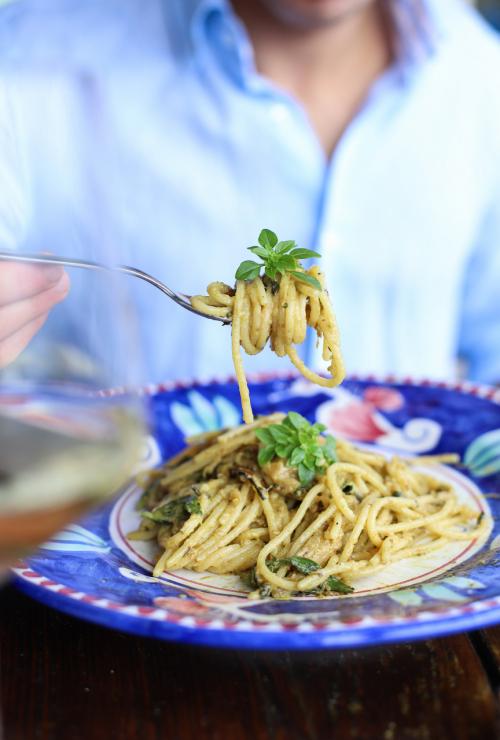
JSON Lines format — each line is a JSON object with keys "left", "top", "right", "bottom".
{"left": 258, "top": 228, "right": 278, "bottom": 250}
{"left": 287, "top": 412, "right": 308, "bottom": 429}
{"left": 235, "top": 260, "right": 261, "bottom": 281}
{"left": 276, "top": 255, "right": 297, "bottom": 272}
{"left": 142, "top": 492, "right": 202, "bottom": 524}
{"left": 258, "top": 445, "right": 276, "bottom": 466}
{"left": 185, "top": 496, "right": 202, "bottom": 515}
{"left": 322, "top": 436, "right": 337, "bottom": 464}
{"left": 264, "top": 264, "right": 278, "bottom": 280}
{"left": 241, "top": 567, "right": 259, "bottom": 589}
{"left": 325, "top": 576, "right": 354, "bottom": 594}
{"left": 266, "top": 558, "right": 282, "bottom": 573}
{"left": 255, "top": 428, "right": 274, "bottom": 445}
{"left": 289, "top": 447, "right": 305, "bottom": 466}
{"left": 248, "top": 245, "right": 269, "bottom": 259}
{"left": 267, "top": 556, "right": 321, "bottom": 575}
{"left": 289, "top": 248, "right": 321, "bottom": 259}
{"left": 287, "top": 556, "right": 321, "bottom": 574}
{"left": 141, "top": 499, "right": 185, "bottom": 524}
{"left": 298, "top": 463, "right": 316, "bottom": 486}
{"left": 288, "top": 270, "right": 322, "bottom": 291}
{"left": 275, "top": 240, "right": 296, "bottom": 254}
{"left": 268, "top": 426, "right": 290, "bottom": 444}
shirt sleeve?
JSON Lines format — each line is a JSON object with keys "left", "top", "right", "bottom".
{"left": 458, "top": 180, "right": 500, "bottom": 384}
{"left": 0, "top": 76, "right": 29, "bottom": 251}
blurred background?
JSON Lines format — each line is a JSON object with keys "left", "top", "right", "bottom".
{"left": 0, "top": 0, "right": 499, "bottom": 389}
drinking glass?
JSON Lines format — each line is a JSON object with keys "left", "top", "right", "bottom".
{"left": 0, "top": 72, "right": 146, "bottom": 573}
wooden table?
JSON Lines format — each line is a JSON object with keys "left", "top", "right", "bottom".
{"left": 2, "top": 586, "right": 500, "bottom": 740}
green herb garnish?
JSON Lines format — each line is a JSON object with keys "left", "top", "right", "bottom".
{"left": 185, "top": 497, "right": 202, "bottom": 515}
{"left": 300, "top": 575, "right": 354, "bottom": 596}
{"left": 267, "top": 556, "right": 353, "bottom": 595}
{"left": 241, "top": 567, "right": 259, "bottom": 590}
{"left": 135, "top": 478, "right": 162, "bottom": 511}
{"left": 267, "top": 555, "right": 321, "bottom": 575}
{"left": 255, "top": 411, "right": 337, "bottom": 486}
{"left": 324, "top": 575, "right": 354, "bottom": 594}
{"left": 142, "top": 493, "right": 201, "bottom": 524}
{"left": 235, "top": 229, "right": 322, "bottom": 290}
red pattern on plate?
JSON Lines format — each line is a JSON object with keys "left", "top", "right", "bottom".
{"left": 12, "top": 373, "right": 500, "bottom": 637}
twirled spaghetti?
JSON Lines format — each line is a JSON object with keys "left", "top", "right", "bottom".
{"left": 129, "top": 414, "right": 489, "bottom": 599}
{"left": 191, "top": 266, "right": 345, "bottom": 424}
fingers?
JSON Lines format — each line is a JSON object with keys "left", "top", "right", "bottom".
{"left": 0, "top": 271, "right": 70, "bottom": 343}
{"left": 0, "top": 312, "right": 49, "bottom": 368}
{"left": 0, "top": 262, "right": 66, "bottom": 307}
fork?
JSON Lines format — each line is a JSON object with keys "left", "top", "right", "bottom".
{"left": 0, "top": 251, "right": 231, "bottom": 325}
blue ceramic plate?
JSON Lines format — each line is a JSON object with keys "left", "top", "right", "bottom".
{"left": 13, "top": 374, "right": 500, "bottom": 650}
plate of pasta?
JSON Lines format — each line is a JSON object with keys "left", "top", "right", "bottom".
{"left": 13, "top": 373, "right": 500, "bottom": 650}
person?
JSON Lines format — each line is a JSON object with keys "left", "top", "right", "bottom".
{"left": 0, "top": 0, "right": 499, "bottom": 384}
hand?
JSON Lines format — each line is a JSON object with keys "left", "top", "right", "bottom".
{"left": 0, "top": 262, "right": 70, "bottom": 368}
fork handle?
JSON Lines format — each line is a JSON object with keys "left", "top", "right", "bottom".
{"left": 0, "top": 250, "right": 181, "bottom": 299}
{"left": 0, "top": 251, "right": 108, "bottom": 272}
{"left": 0, "top": 251, "right": 230, "bottom": 324}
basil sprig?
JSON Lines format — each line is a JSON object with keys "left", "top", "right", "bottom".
{"left": 255, "top": 411, "right": 337, "bottom": 486}
{"left": 235, "top": 228, "right": 322, "bottom": 290}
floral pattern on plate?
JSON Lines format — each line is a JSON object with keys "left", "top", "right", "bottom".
{"left": 13, "top": 374, "right": 500, "bottom": 649}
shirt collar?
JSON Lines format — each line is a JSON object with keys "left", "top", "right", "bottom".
{"left": 391, "top": 0, "right": 446, "bottom": 82}
{"left": 183, "top": 0, "right": 256, "bottom": 88}
{"left": 184, "top": 0, "right": 447, "bottom": 90}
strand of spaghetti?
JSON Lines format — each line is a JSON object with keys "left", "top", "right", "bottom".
{"left": 329, "top": 462, "right": 386, "bottom": 493}
{"left": 239, "top": 527, "right": 268, "bottom": 543}
{"left": 232, "top": 281, "right": 253, "bottom": 423}
{"left": 211, "top": 542, "right": 263, "bottom": 574}
{"left": 339, "top": 498, "right": 378, "bottom": 563}
{"left": 192, "top": 486, "right": 250, "bottom": 565}
{"left": 260, "top": 495, "right": 281, "bottom": 540}
{"left": 196, "top": 494, "right": 261, "bottom": 568}
{"left": 366, "top": 496, "right": 428, "bottom": 547}
{"left": 286, "top": 345, "right": 342, "bottom": 388}
{"left": 256, "top": 484, "right": 324, "bottom": 591}
{"left": 327, "top": 511, "right": 345, "bottom": 545}
{"left": 289, "top": 503, "right": 337, "bottom": 557}
{"left": 429, "top": 514, "right": 489, "bottom": 541}
{"left": 163, "top": 498, "right": 229, "bottom": 569}
{"left": 376, "top": 498, "right": 455, "bottom": 535}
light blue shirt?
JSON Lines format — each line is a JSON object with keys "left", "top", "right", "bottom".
{"left": 0, "top": 0, "right": 500, "bottom": 385}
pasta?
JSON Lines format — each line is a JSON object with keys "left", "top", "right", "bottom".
{"left": 129, "top": 413, "right": 489, "bottom": 599}
{"left": 191, "top": 265, "right": 345, "bottom": 424}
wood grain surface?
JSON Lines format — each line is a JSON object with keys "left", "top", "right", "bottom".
{"left": 2, "top": 588, "right": 500, "bottom": 740}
